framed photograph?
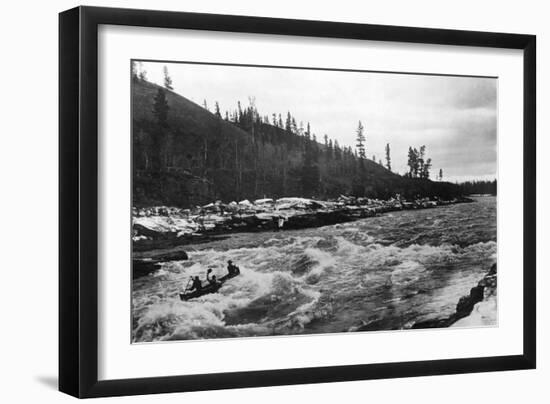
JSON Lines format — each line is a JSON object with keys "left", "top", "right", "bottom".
{"left": 59, "top": 6, "right": 536, "bottom": 398}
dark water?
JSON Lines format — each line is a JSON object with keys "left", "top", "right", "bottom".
{"left": 132, "top": 196, "right": 497, "bottom": 342}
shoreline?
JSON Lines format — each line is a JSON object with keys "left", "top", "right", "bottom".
{"left": 132, "top": 195, "right": 475, "bottom": 254}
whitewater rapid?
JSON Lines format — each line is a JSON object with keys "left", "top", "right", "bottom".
{"left": 132, "top": 196, "right": 497, "bottom": 342}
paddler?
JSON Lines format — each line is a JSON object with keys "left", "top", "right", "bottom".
{"left": 210, "top": 275, "right": 219, "bottom": 286}
{"left": 206, "top": 268, "right": 214, "bottom": 284}
{"left": 188, "top": 276, "right": 202, "bottom": 291}
{"left": 227, "top": 260, "right": 240, "bottom": 276}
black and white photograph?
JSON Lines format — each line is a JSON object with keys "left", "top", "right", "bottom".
{"left": 131, "top": 60, "right": 498, "bottom": 343}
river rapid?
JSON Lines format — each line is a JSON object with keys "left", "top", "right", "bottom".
{"left": 132, "top": 196, "right": 497, "bottom": 342}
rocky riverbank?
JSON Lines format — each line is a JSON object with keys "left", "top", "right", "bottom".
{"left": 411, "top": 263, "right": 497, "bottom": 329}
{"left": 132, "top": 195, "right": 473, "bottom": 252}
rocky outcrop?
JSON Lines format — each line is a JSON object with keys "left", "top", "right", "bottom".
{"left": 411, "top": 263, "right": 497, "bottom": 329}
{"left": 132, "top": 248, "right": 189, "bottom": 279}
{"left": 132, "top": 260, "right": 162, "bottom": 279}
{"left": 132, "top": 196, "right": 474, "bottom": 251}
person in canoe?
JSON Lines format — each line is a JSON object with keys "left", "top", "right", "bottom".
{"left": 206, "top": 268, "right": 219, "bottom": 286}
{"left": 227, "top": 260, "right": 240, "bottom": 276}
{"left": 206, "top": 268, "right": 213, "bottom": 283}
{"left": 188, "top": 276, "right": 202, "bottom": 292}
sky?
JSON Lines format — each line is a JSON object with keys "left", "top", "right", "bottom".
{"left": 139, "top": 61, "right": 497, "bottom": 183}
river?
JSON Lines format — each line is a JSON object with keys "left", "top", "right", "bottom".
{"left": 132, "top": 196, "right": 497, "bottom": 342}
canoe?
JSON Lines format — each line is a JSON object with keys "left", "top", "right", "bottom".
{"left": 179, "top": 271, "right": 239, "bottom": 301}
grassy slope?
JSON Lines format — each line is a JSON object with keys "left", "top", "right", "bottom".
{"left": 133, "top": 80, "right": 252, "bottom": 146}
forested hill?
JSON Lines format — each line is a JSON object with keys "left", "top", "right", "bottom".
{"left": 132, "top": 79, "right": 461, "bottom": 207}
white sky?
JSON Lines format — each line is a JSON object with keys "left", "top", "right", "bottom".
{"left": 139, "top": 61, "right": 497, "bottom": 182}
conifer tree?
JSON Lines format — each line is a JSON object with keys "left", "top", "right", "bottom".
{"left": 422, "top": 158, "right": 432, "bottom": 179}
{"left": 163, "top": 65, "right": 173, "bottom": 90}
{"left": 418, "top": 145, "right": 426, "bottom": 175}
{"left": 138, "top": 62, "right": 147, "bottom": 81}
{"left": 385, "top": 143, "right": 391, "bottom": 171}
{"left": 291, "top": 117, "right": 298, "bottom": 134}
{"left": 153, "top": 89, "right": 169, "bottom": 128}
{"left": 151, "top": 88, "right": 169, "bottom": 170}
{"left": 305, "top": 122, "right": 311, "bottom": 141}
{"left": 131, "top": 61, "right": 138, "bottom": 82}
{"left": 285, "top": 112, "right": 292, "bottom": 133}
{"left": 355, "top": 121, "right": 366, "bottom": 159}
{"left": 407, "top": 147, "right": 416, "bottom": 177}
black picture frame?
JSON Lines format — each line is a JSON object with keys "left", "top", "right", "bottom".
{"left": 59, "top": 6, "right": 536, "bottom": 398}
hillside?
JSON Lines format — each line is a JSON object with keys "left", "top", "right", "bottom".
{"left": 132, "top": 79, "right": 461, "bottom": 207}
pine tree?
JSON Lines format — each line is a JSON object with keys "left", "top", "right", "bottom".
{"left": 355, "top": 120, "right": 366, "bottom": 159}
{"left": 334, "top": 140, "right": 342, "bottom": 160}
{"left": 214, "top": 102, "right": 221, "bottom": 118}
{"left": 305, "top": 122, "right": 311, "bottom": 141}
{"left": 138, "top": 62, "right": 147, "bottom": 81}
{"left": 203, "top": 99, "right": 208, "bottom": 111}
{"left": 151, "top": 88, "right": 169, "bottom": 170}
{"left": 422, "top": 158, "right": 432, "bottom": 179}
{"left": 418, "top": 145, "right": 426, "bottom": 176}
{"left": 439, "top": 168, "right": 443, "bottom": 181}
{"left": 153, "top": 89, "right": 169, "bottom": 127}
{"left": 163, "top": 65, "right": 173, "bottom": 90}
{"left": 407, "top": 147, "right": 417, "bottom": 178}
{"left": 285, "top": 112, "right": 292, "bottom": 133}
{"left": 131, "top": 61, "right": 138, "bottom": 82}
{"left": 385, "top": 143, "right": 391, "bottom": 171}
{"left": 413, "top": 147, "right": 421, "bottom": 177}
{"left": 291, "top": 117, "right": 298, "bottom": 134}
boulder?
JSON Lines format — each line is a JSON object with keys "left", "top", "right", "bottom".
{"left": 132, "top": 249, "right": 189, "bottom": 279}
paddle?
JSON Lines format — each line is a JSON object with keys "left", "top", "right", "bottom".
{"left": 184, "top": 276, "right": 193, "bottom": 292}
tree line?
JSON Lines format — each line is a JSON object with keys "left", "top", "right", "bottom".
{"left": 456, "top": 180, "right": 497, "bottom": 195}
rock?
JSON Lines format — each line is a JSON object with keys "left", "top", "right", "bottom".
{"left": 132, "top": 248, "right": 189, "bottom": 279}
{"left": 132, "top": 259, "right": 162, "bottom": 278}
{"left": 155, "top": 250, "right": 188, "bottom": 261}
{"left": 411, "top": 263, "right": 497, "bottom": 329}
{"left": 133, "top": 223, "right": 177, "bottom": 240}
{"left": 455, "top": 285, "right": 485, "bottom": 318}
